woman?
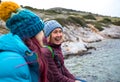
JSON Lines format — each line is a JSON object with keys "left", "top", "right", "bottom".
{"left": 43, "top": 20, "right": 86, "bottom": 82}
{"left": 0, "top": 1, "right": 47, "bottom": 82}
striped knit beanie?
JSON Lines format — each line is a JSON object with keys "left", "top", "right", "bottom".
{"left": 0, "top": 1, "right": 44, "bottom": 39}
{"left": 43, "top": 20, "right": 63, "bottom": 37}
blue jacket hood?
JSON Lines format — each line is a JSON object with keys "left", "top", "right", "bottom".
{"left": 0, "top": 33, "right": 31, "bottom": 56}
{"left": 0, "top": 33, "right": 39, "bottom": 82}
{"left": 0, "top": 33, "right": 37, "bottom": 82}
{"left": 0, "top": 33, "right": 38, "bottom": 64}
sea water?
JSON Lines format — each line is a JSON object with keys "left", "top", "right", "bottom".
{"left": 65, "top": 39, "right": 120, "bottom": 82}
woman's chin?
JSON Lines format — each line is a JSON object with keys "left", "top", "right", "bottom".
{"left": 54, "top": 41, "right": 61, "bottom": 45}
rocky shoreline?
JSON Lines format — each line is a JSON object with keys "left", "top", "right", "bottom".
{"left": 0, "top": 20, "right": 120, "bottom": 58}
{"left": 61, "top": 24, "right": 120, "bottom": 58}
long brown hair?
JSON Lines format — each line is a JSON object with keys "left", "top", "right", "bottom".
{"left": 24, "top": 37, "right": 48, "bottom": 82}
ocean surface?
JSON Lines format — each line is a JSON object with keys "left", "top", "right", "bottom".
{"left": 65, "top": 39, "right": 120, "bottom": 82}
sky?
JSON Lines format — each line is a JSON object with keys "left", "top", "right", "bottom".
{"left": 3, "top": 0, "right": 120, "bottom": 17}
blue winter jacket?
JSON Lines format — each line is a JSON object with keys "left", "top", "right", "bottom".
{"left": 0, "top": 33, "right": 39, "bottom": 82}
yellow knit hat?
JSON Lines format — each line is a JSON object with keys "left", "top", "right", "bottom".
{"left": 0, "top": 1, "right": 20, "bottom": 21}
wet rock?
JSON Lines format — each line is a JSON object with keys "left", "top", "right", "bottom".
{"left": 64, "top": 51, "right": 92, "bottom": 59}
{"left": 100, "top": 25, "right": 120, "bottom": 39}
{"left": 61, "top": 41, "right": 87, "bottom": 56}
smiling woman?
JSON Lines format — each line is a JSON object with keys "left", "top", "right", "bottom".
{"left": 43, "top": 20, "right": 87, "bottom": 82}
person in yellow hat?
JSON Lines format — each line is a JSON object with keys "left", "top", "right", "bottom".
{"left": 0, "top": 1, "right": 48, "bottom": 82}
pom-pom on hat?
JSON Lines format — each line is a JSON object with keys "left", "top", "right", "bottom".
{"left": 43, "top": 20, "right": 63, "bottom": 37}
{"left": 0, "top": 1, "right": 44, "bottom": 39}
{"left": 0, "top": 1, "right": 20, "bottom": 21}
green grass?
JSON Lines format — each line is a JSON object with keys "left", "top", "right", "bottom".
{"left": 1, "top": 7, "right": 120, "bottom": 34}
{"left": 83, "top": 14, "right": 96, "bottom": 20}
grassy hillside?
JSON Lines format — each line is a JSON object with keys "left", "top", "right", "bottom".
{"left": 24, "top": 6, "right": 120, "bottom": 30}
{"left": 0, "top": 6, "right": 120, "bottom": 34}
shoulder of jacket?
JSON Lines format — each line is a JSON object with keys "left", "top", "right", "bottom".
{"left": 44, "top": 46, "right": 55, "bottom": 58}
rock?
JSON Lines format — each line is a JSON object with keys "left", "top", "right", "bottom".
{"left": 61, "top": 41, "right": 87, "bottom": 56}
{"left": 64, "top": 51, "right": 92, "bottom": 59}
{"left": 100, "top": 25, "right": 120, "bottom": 39}
{"left": 63, "top": 25, "right": 104, "bottom": 43}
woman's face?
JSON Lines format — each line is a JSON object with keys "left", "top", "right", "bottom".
{"left": 50, "top": 28, "right": 63, "bottom": 45}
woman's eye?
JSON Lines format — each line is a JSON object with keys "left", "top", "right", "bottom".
{"left": 53, "top": 31, "right": 58, "bottom": 34}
